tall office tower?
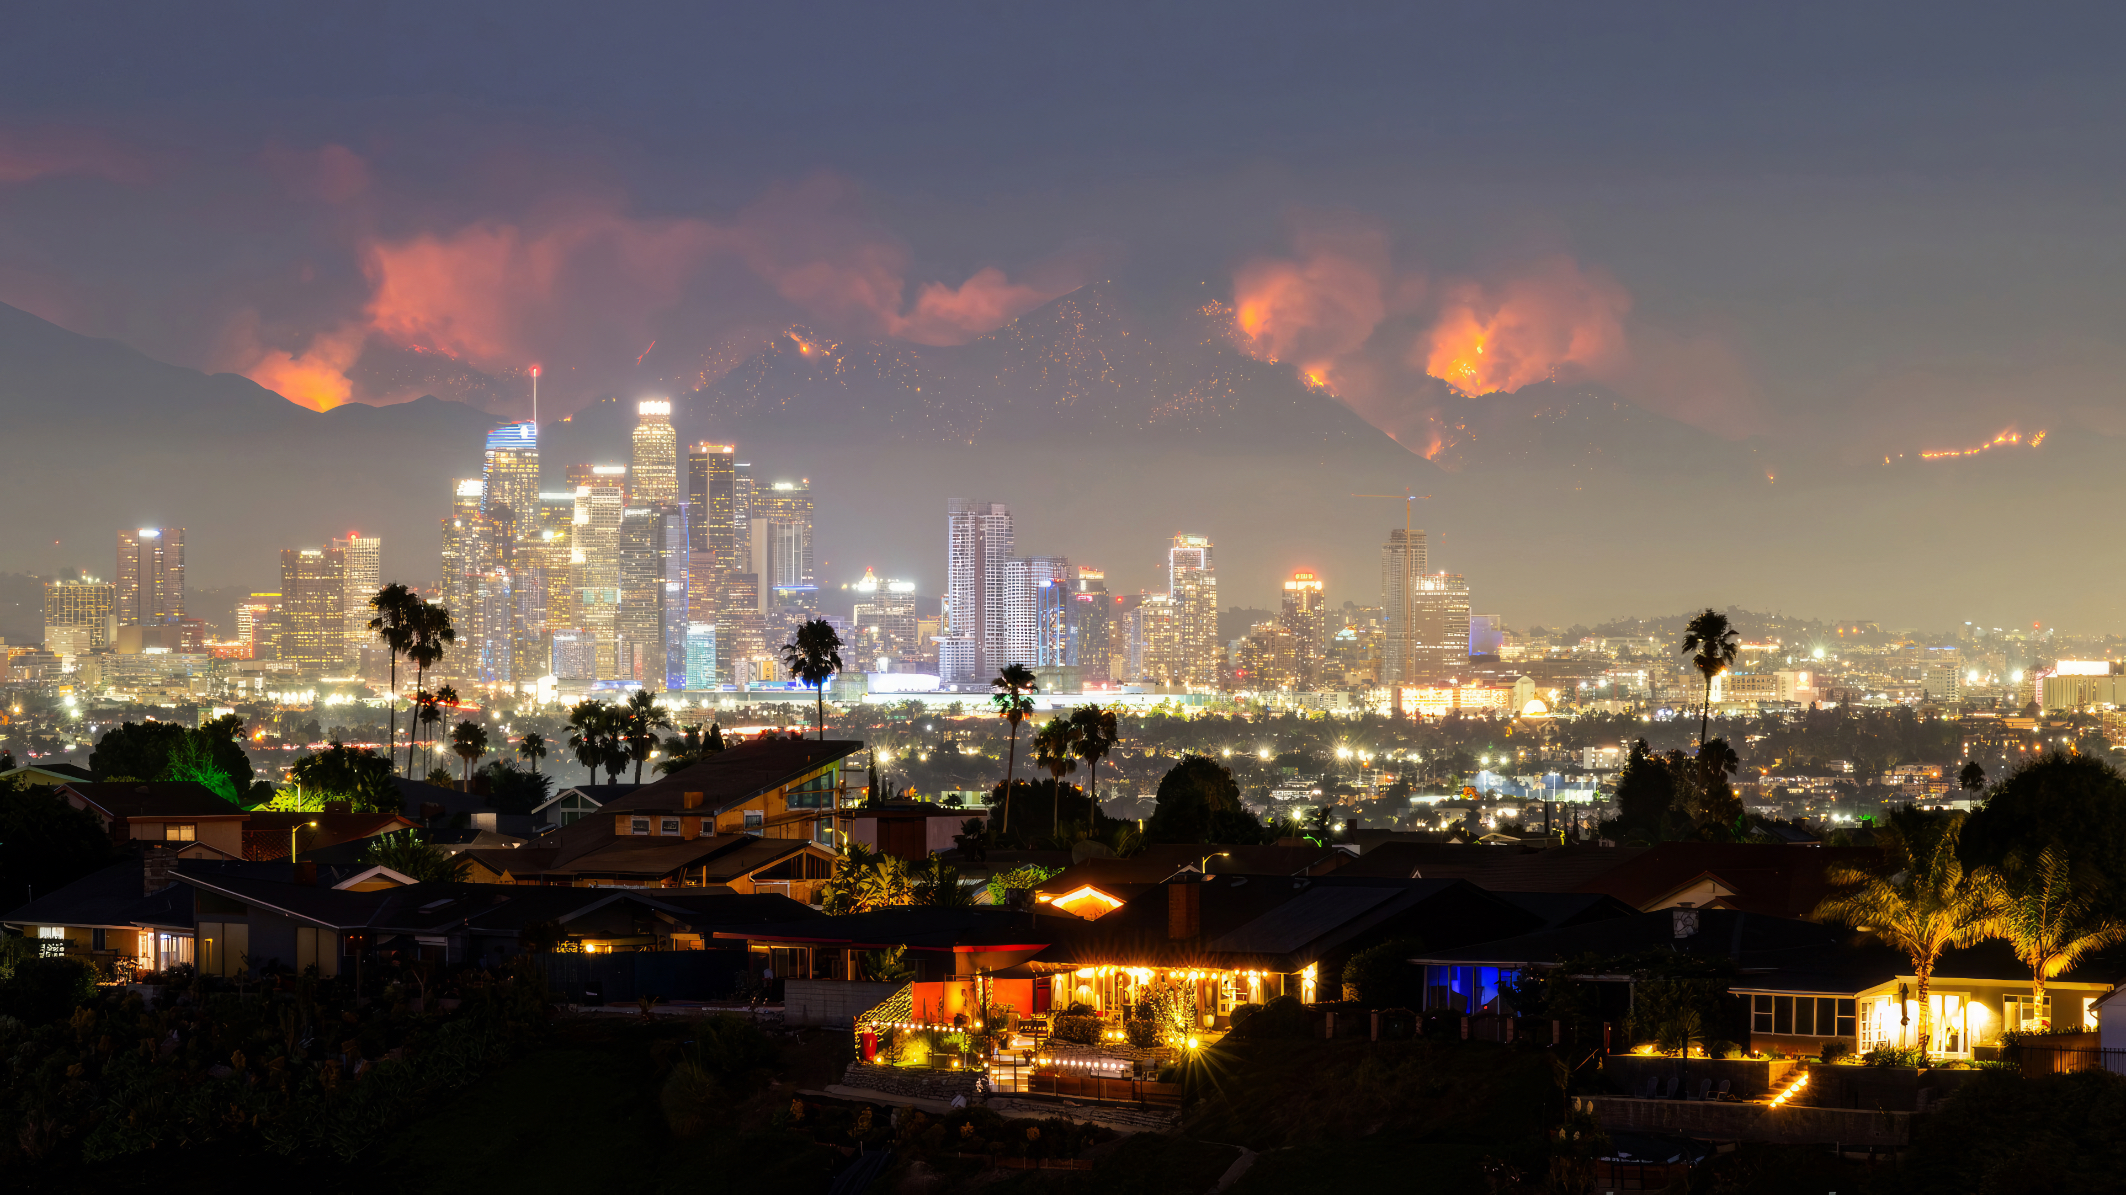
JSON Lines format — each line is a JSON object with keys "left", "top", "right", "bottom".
{"left": 571, "top": 483, "right": 625, "bottom": 678}
{"left": 749, "top": 517, "right": 810, "bottom": 610}
{"left": 1406, "top": 574, "right": 1472, "bottom": 683}
{"left": 1126, "top": 592, "right": 1180, "bottom": 684}
{"left": 509, "top": 566, "right": 550, "bottom": 681}
{"left": 618, "top": 504, "right": 690, "bottom": 687}
{"left": 1239, "top": 622, "right": 1299, "bottom": 690}
{"left": 44, "top": 577, "right": 116, "bottom": 658}
{"left": 280, "top": 546, "right": 348, "bottom": 675}
{"left": 1069, "top": 568, "right": 1112, "bottom": 685}
{"left": 1168, "top": 534, "right": 1218, "bottom": 687}
{"left": 631, "top": 400, "right": 679, "bottom": 506}
{"left": 533, "top": 492, "right": 577, "bottom": 631}
{"left": 731, "top": 462, "right": 756, "bottom": 573}
{"left": 851, "top": 569, "right": 920, "bottom": 670}
{"left": 686, "top": 442, "right": 738, "bottom": 629}
{"left": 1279, "top": 571, "right": 1328, "bottom": 687}
{"left": 754, "top": 479, "right": 814, "bottom": 592}
{"left": 480, "top": 421, "right": 540, "bottom": 561}
{"left": 238, "top": 593, "right": 281, "bottom": 660}
{"left": 1000, "top": 555, "right": 1071, "bottom": 667}
{"left": 331, "top": 533, "right": 381, "bottom": 667}
{"left": 942, "top": 500, "right": 1013, "bottom": 682}
{"left": 1380, "top": 529, "right": 1429, "bottom": 684}
{"left": 116, "top": 528, "right": 185, "bottom": 626}
{"left": 565, "top": 463, "right": 629, "bottom": 503}
{"left": 471, "top": 567, "right": 515, "bottom": 684}
{"left": 440, "top": 479, "right": 487, "bottom": 677}
{"left": 684, "top": 622, "right": 718, "bottom": 691}
{"left": 718, "top": 572, "right": 765, "bottom": 684}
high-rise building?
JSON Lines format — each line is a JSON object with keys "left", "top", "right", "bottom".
{"left": 618, "top": 504, "right": 689, "bottom": 688}
{"left": 631, "top": 400, "right": 679, "bottom": 506}
{"left": 1280, "top": 570, "right": 1328, "bottom": 687}
{"left": 571, "top": 483, "right": 625, "bottom": 678}
{"left": 116, "top": 528, "right": 184, "bottom": 626}
{"left": 481, "top": 421, "right": 540, "bottom": 560}
{"left": 238, "top": 593, "right": 281, "bottom": 660}
{"left": 719, "top": 572, "right": 766, "bottom": 684}
{"left": 942, "top": 500, "right": 1014, "bottom": 683}
{"left": 750, "top": 518, "right": 810, "bottom": 612}
{"left": 332, "top": 532, "right": 381, "bottom": 668}
{"left": 44, "top": 577, "right": 116, "bottom": 656}
{"left": 565, "top": 463, "right": 629, "bottom": 502}
{"left": 280, "top": 546, "right": 348, "bottom": 675}
{"left": 1168, "top": 534, "right": 1218, "bottom": 687}
{"left": 1380, "top": 529, "right": 1428, "bottom": 684}
{"left": 851, "top": 569, "right": 921, "bottom": 671}
{"left": 470, "top": 566, "right": 515, "bottom": 684}
{"left": 1069, "top": 568, "right": 1112, "bottom": 685}
{"left": 684, "top": 622, "right": 718, "bottom": 691}
{"left": 1001, "top": 555, "right": 1071, "bottom": 668}
{"left": 754, "top": 479, "right": 814, "bottom": 594}
{"left": 1126, "top": 592, "right": 1180, "bottom": 684}
{"left": 1405, "top": 574, "right": 1472, "bottom": 683}
{"left": 686, "top": 443, "right": 738, "bottom": 631}
{"left": 732, "top": 462, "right": 756, "bottom": 573}
{"left": 1238, "top": 621, "right": 1300, "bottom": 690}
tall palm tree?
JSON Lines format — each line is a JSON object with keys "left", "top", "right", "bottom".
{"left": 780, "top": 618, "right": 845, "bottom": 740}
{"left": 622, "top": 689, "right": 673, "bottom": 783}
{"left": 1679, "top": 608, "right": 1740, "bottom": 747}
{"left": 432, "top": 685, "right": 460, "bottom": 779}
{"left": 1813, "top": 809, "right": 2000, "bottom": 1051}
{"left": 990, "top": 663, "right": 1038, "bottom": 834}
{"left": 1958, "top": 760, "right": 1987, "bottom": 800}
{"left": 403, "top": 601, "right": 456, "bottom": 775}
{"left": 1032, "top": 715, "right": 1081, "bottom": 837}
{"left": 599, "top": 703, "right": 632, "bottom": 785}
{"left": 366, "top": 582, "right": 419, "bottom": 775}
{"left": 1068, "top": 703, "right": 1120, "bottom": 810}
{"left": 566, "top": 699, "right": 609, "bottom": 785}
{"left": 450, "top": 719, "right": 490, "bottom": 790}
{"left": 518, "top": 730, "right": 547, "bottom": 774}
{"left": 1979, "top": 845, "right": 2126, "bottom": 1018}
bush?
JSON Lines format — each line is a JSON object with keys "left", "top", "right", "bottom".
{"left": 1340, "top": 937, "right": 1426, "bottom": 1009}
{"left": 1125, "top": 1019, "right": 1161, "bottom": 1048}
{"left": 1050, "top": 1015, "right": 1100, "bottom": 1045}
{"left": 0, "top": 954, "right": 96, "bottom": 1023}
{"left": 1228, "top": 994, "right": 1311, "bottom": 1040}
{"left": 1228, "top": 1002, "right": 1262, "bottom": 1031}
{"left": 1820, "top": 1040, "right": 1852, "bottom": 1064}
{"left": 1863, "top": 1045, "right": 1925, "bottom": 1068}
{"left": 1905, "top": 1067, "right": 2126, "bottom": 1193}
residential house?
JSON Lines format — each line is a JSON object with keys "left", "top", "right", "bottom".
{"left": 56, "top": 781, "right": 250, "bottom": 860}
{"left": 1, "top": 846, "right": 197, "bottom": 973}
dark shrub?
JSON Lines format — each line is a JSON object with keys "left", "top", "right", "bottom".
{"left": 1125, "top": 1019, "right": 1162, "bottom": 1048}
{"left": 1227, "top": 994, "right": 1311, "bottom": 1039}
{"left": 1050, "top": 1015, "right": 1100, "bottom": 1045}
{"left": 0, "top": 955, "right": 96, "bottom": 1023}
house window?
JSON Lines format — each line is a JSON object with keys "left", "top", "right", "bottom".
{"left": 743, "top": 810, "right": 764, "bottom": 833}
{"left": 661, "top": 818, "right": 680, "bottom": 836}
{"left": 1752, "top": 994, "right": 1773, "bottom": 1033}
{"left": 165, "top": 823, "right": 196, "bottom": 842}
{"left": 2005, "top": 995, "right": 2052, "bottom": 1032}
{"left": 631, "top": 818, "right": 650, "bottom": 835}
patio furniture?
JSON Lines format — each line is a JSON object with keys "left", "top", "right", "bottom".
{"left": 1696, "top": 1079, "right": 1712, "bottom": 1101}
{"left": 1662, "top": 1077, "right": 1680, "bottom": 1099}
{"left": 1716, "top": 1079, "right": 1731, "bottom": 1100}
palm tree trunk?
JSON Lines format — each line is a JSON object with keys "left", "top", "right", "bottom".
{"left": 1914, "top": 964, "right": 1932, "bottom": 1052}
{"left": 1003, "top": 719, "right": 1021, "bottom": 834}
{"left": 387, "top": 652, "right": 399, "bottom": 776}
{"left": 1701, "top": 676, "right": 1712, "bottom": 746}
{"left": 817, "top": 686, "right": 825, "bottom": 741}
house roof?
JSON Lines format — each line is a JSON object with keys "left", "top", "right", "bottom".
{"left": 0, "top": 859, "right": 196, "bottom": 930}
{"left": 3, "top": 761, "right": 96, "bottom": 784}
{"left": 242, "top": 812, "right": 420, "bottom": 859}
{"left": 1410, "top": 908, "right": 1850, "bottom": 972}
{"left": 60, "top": 782, "right": 247, "bottom": 820}
{"left": 1571, "top": 842, "right": 1881, "bottom": 917}
{"left": 594, "top": 738, "right": 862, "bottom": 814}
{"left": 529, "top": 783, "right": 635, "bottom": 816}
{"left": 1033, "top": 844, "right": 1347, "bottom": 901}
{"left": 1726, "top": 937, "right": 2126, "bottom": 996}
{"left": 1336, "top": 843, "right": 1648, "bottom": 890}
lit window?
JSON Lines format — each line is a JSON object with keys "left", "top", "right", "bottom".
{"left": 631, "top": 818, "right": 650, "bottom": 835}
{"left": 743, "top": 810, "right": 764, "bottom": 833}
{"left": 164, "top": 823, "right": 196, "bottom": 842}
{"left": 661, "top": 818, "right": 680, "bottom": 836}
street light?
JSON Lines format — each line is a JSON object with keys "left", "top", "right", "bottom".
{"left": 290, "top": 820, "right": 316, "bottom": 875}
{"left": 1199, "top": 850, "right": 1230, "bottom": 874}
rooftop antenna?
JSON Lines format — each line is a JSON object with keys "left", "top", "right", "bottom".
{"left": 530, "top": 365, "right": 540, "bottom": 426}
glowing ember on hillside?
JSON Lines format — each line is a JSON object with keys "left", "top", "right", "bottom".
{"left": 1919, "top": 428, "right": 2046, "bottom": 460}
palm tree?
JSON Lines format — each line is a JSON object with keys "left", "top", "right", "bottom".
{"left": 566, "top": 699, "right": 609, "bottom": 785}
{"left": 450, "top": 719, "right": 490, "bottom": 790}
{"left": 990, "top": 663, "right": 1038, "bottom": 834}
{"left": 622, "top": 689, "right": 673, "bottom": 783}
{"left": 1958, "top": 760, "right": 1986, "bottom": 800}
{"left": 1980, "top": 845, "right": 2126, "bottom": 1019}
{"left": 367, "top": 582, "right": 419, "bottom": 775}
{"left": 779, "top": 618, "right": 844, "bottom": 740}
{"left": 1813, "top": 809, "right": 2000, "bottom": 1052}
{"left": 1679, "top": 608, "right": 1740, "bottom": 747}
{"left": 403, "top": 601, "right": 456, "bottom": 775}
{"left": 599, "top": 703, "right": 631, "bottom": 785}
{"left": 414, "top": 690, "right": 444, "bottom": 778}
{"left": 432, "top": 685, "right": 460, "bottom": 778}
{"left": 1032, "top": 716, "right": 1081, "bottom": 837}
{"left": 518, "top": 730, "right": 547, "bottom": 774}
{"left": 1068, "top": 703, "right": 1120, "bottom": 810}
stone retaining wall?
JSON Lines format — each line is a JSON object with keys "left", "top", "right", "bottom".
{"left": 1582, "top": 1096, "right": 1916, "bottom": 1147}
{"left": 839, "top": 1062, "right": 983, "bottom": 1103}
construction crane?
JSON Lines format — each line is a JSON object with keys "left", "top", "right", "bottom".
{"left": 1351, "top": 492, "right": 1430, "bottom": 719}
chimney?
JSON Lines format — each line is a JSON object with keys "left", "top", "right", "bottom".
{"left": 143, "top": 844, "right": 176, "bottom": 895}
{"left": 1167, "top": 877, "right": 1201, "bottom": 940}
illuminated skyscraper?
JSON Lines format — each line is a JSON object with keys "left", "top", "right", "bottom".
{"left": 571, "top": 483, "right": 625, "bottom": 677}
{"left": 942, "top": 500, "right": 1013, "bottom": 683}
{"left": 754, "top": 479, "right": 814, "bottom": 592}
{"left": 331, "top": 532, "right": 381, "bottom": 668}
{"left": 1001, "top": 555, "right": 1071, "bottom": 668}
{"left": 684, "top": 622, "right": 718, "bottom": 691}
{"left": 1069, "top": 568, "right": 1111, "bottom": 685}
{"left": 280, "top": 546, "right": 348, "bottom": 675}
{"left": 44, "top": 577, "right": 115, "bottom": 656}
{"left": 116, "top": 527, "right": 184, "bottom": 626}
{"left": 1279, "top": 570, "right": 1328, "bottom": 687}
{"left": 1406, "top": 574, "right": 1472, "bottom": 683}
{"left": 1126, "top": 592, "right": 1180, "bottom": 684}
{"left": 481, "top": 421, "right": 540, "bottom": 560}
{"left": 565, "top": 463, "right": 628, "bottom": 501}
{"left": 731, "top": 462, "right": 756, "bottom": 572}
{"left": 851, "top": 569, "right": 921, "bottom": 670}
{"left": 440, "top": 479, "right": 487, "bottom": 677}
{"left": 1380, "top": 529, "right": 1428, "bottom": 684}
{"left": 1168, "top": 534, "right": 1218, "bottom": 687}
{"left": 631, "top": 400, "right": 678, "bottom": 506}
{"left": 686, "top": 443, "right": 737, "bottom": 622}
{"left": 238, "top": 593, "right": 281, "bottom": 660}
{"left": 618, "top": 504, "right": 689, "bottom": 688}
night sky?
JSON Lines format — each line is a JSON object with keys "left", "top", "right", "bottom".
{"left": 6, "top": 4, "right": 2126, "bottom": 626}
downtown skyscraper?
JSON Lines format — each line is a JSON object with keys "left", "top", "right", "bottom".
{"left": 942, "top": 500, "right": 1012, "bottom": 683}
{"left": 116, "top": 527, "right": 184, "bottom": 627}
{"left": 631, "top": 400, "right": 679, "bottom": 506}
{"left": 1381, "top": 528, "right": 1469, "bottom": 684}
{"left": 1169, "top": 534, "right": 1218, "bottom": 687}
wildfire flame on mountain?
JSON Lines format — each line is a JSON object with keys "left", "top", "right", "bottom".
{"left": 1418, "top": 260, "right": 1630, "bottom": 396}
{"left": 1919, "top": 427, "right": 2047, "bottom": 461}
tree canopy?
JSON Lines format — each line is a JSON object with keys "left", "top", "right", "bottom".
{"left": 287, "top": 742, "right": 399, "bottom": 813}
{"left": 91, "top": 716, "right": 257, "bottom": 800}
{"left": 0, "top": 781, "right": 112, "bottom": 909}
{"left": 1963, "top": 751, "right": 2126, "bottom": 915}
{"left": 1145, "top": 754, "right": 1266, "bottom": 844}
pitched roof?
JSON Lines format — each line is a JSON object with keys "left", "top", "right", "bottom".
{"left": 242, "top": 812, "right": 420, "bottom": 859}
{"left": 1, "top": 859, "right": 196, "bottom": 930}
{"left": 3, "top": 761, "right": 95, "bottom": 784}
{"left": 60, "top": 782, "right": 247, "bottom": 820}
{"left": 1337, "top": 842, "right": 1648, "bottom": 889}
{"left": 1571, "top": 843, "right": 1881, "bottom": 917}
{"left": 595, "top": 738, "right": 862, "bottom": 814}
{"left": 1411, "top": 908, "right": 1848, "bottom": 971}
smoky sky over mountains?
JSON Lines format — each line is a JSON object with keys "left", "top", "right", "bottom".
{"left": 7, "top": 3, "right": 2126, "bottom": 630}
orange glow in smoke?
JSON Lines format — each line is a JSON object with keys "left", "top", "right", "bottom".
{"left": 1419, "top": 259, "right": 1629, "bottom": 396}
{"left": 1919, "top": 428, "right": 2046, "bottom": 461}
{"left": 1230, "top": 231, "right": 1389, "bottom": 398}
